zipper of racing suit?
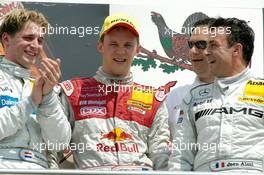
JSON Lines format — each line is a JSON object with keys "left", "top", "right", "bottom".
{"left": 21, "top": 78, "right": 32, "bottom": 146}
{"left": 112, "top": 86, "right": 120, "bottom": 165}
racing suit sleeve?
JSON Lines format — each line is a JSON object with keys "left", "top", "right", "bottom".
{"left": 0, "top": 97, "right": 36, "bottom": 140}
{"left": 147, "top": 102, "right": 170, "bottom": 170}
{"left": 168, "top": 95, "right": 197, "bottom": 171}
{"left": 37, "top": 90, "right": 71, "bottom": 152}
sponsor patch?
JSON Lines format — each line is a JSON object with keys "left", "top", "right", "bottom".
{"left": 97, "top": 143, "right": 139, "bottom": 153}
{"left": 98, "top": 127, "right": 138, "bottom": 153}
{"left": 60, "top": 80, "right": 74, "bottom": 96}
{"left": 131, "top": 86, "right": 153, "bottom": 104}
{"left": 210, "top": 160, "right": 257, "bottom": 171}
{"left": 0, "top": 86, "right": 12, "bottom": 93}
{"left": 80, "top": 106, "right": 106, "bottom": 116}
{"left": 155, "top": 81, "right": 177, "bottom": 101}
{"left": 199, "top": 88, "right": 211, "bottom": 96}
{"left": 127, "top": 100, "right": 152, "bottom": 110}
{"left": 244, "top": 80, "right": 264, "bottom": 98}
{"left": 0, "top": 95, "right": 18, "bottom": 108}
{"left": 79, "top": 100, "right": 106, "bottom": 106}
{"left": 193, "top": 99, "right": 213, "bottom": 107}
{"left": 155, "top": 89, "right": 166, "bottom": 102}
{"left": 238, "top": 97, "right": 264, "bottom": 105}
{"left": 177, "top": 117, "right": 183, "bottom": 124}
{"left": 127, "top": 106, "right": 146, "bottom": 115}
{"left": 179, "top": 110, "right": 184, "bottom": 116}
{"left": 100, "top": 127, "right": 133, "bottom": 141}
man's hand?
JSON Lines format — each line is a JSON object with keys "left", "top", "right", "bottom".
{"left": 38, "top": 58, "right": 61, "bottom": 96}
{"left": 31, "top": 77, "right": 45, "bottom": 106}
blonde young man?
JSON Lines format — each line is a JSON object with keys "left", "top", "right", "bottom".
{"left": 0, "top": 9, "right": 71, "bottom": 169}
{"left": 169, "top": 17, "right": 264, "bottom": 172}
{"left": 58, "top": 13, "right": 170, "bottom": 171}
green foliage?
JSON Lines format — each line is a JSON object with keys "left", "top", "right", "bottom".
{"left": 159, "top": 63, "right": 184, "bottom": 73}
{"left": 133, "top": 57, "right": 184, "bottom": 73}
{"left": 132, "top": 57, "right": 157, "bottom": 71}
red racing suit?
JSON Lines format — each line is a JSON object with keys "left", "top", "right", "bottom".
{"left": 59, "top": 69, "right": 172, "bottom": 170}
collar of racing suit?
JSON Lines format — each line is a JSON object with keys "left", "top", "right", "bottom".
{"left": 0, "top": 56, "right": 31, "bottom": 79}
{"left": 215, "top": 67, "right": 252, "bottom": 93}
{"left": 94, "top": 66, "right": 133, "bottom": 85}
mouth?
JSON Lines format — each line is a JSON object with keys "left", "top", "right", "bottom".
{"left": 192, "top": 59, "right": 203, "bottom": 62}
{"left": 113, "top": 58, "right": 126, "bottom": 63}
{"left": 25, "top": 50, "right": 37, "bottom": 57}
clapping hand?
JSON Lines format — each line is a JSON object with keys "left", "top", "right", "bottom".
{"left": 31, "top": 58, "right": 61, "bottom": 106}
{"left": 38, "top": 58, "right": 61, "bottom": 95}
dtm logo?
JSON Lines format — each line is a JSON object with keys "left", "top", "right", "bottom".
{"left": 80, "top": 107, "right": 106, "bottom": 116}
{"left": 199, "top": 88, "right": 210, "bottom": 96}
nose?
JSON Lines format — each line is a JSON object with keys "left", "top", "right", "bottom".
{"left": 190, "top": 45, "right": 198, "bottom": 53}
{"left": 30, "top": 38, "right": 41, "bottom": 49}
{"left": 203, "top": 47, "right": 210, "bottom": 56}
{"left": 115, "top": 46, "right": 126, "bottom": 55}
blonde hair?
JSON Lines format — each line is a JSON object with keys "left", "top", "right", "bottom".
{"left": 0, "top": 8, "right": 48, "bottom": 42}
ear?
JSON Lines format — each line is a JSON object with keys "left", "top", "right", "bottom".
{"left": 135, "top": 44, "right": 140, "bottom": 55}
{"left": 96, "top": 41, "right": 103, "bottom": 53}
{"left": 232, "top": 43, "right": 242, "bottom": 57}
{"left": 1, "top": 32, "right": 10, "bottom": 48}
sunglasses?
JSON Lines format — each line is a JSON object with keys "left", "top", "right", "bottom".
{"left": 187, "top": 40, "right": 207, "bottom": 49}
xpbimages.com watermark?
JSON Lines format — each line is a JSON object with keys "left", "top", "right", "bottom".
{"left": 97, "top": 83, "right": 164, "bottom": 95}
{"left": 32, "top": 139, "right": 227, "bottom": 154}
{"left": 33, "top": 141, "right": 95, "bottom": 154}
{"left": 171, "top": 141, "right": 228, "bottom": 153}
{"left": 165, "top": 26, "right": 232, "bottom": 37}
{"left": 33, "top": 24, "right": 100, "bottom": 38}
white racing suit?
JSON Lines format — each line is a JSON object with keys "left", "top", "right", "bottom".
{"left": 58, "top": 67, "right": 171, "bottom": 170}
{"left": 0, "top": 57, "right": 71, "bottom": 169}
{"left": 166, "top": 77, "right": 203, "bottom": 138}
{"left": 168, "top": 68, "right": 264, "bottom": 172}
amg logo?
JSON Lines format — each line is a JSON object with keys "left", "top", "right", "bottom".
{"left": 195, "top": 107, "right": 263, "bottom": 121}
{"left": 247, "top": 80, "right": 264, "bottom": 86}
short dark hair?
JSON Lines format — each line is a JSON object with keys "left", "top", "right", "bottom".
{"left": 190, "top": 17, "right": 216, "bottom": 37}
{"left": 193, "top": 17, "right": 215, "bottom": 28}
{"left": 209, "top": 17, "right": 255, "bottom": 64}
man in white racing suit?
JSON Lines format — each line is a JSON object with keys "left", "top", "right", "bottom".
{"left": 168, "top": 17, "right": 264, "bottom": 172}
{"left": 58, "top": 13, "right": 172, "bottom": 171}
{"left": 166, "top": 18, "right": 215, "bottom": 137}
{"left": 0, "top": 9, "right": 71, "bottom": 169}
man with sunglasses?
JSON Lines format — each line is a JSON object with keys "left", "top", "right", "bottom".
{"left": 166, "top": 18, "right": 214, "bottom": 141}
{"left": 169, "top": 17, "right": 263, "bottom": 172}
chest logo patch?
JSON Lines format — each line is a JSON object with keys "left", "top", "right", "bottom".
{"left": 244, "top": 80, "right": 264, "bottom": 98}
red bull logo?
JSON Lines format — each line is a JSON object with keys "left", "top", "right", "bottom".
{"left": 100, "top": 127, "right": 133, "bottom": 141}
{"left": 97, "top": 143, "right": 139, "bottom": 153}
{"left": 98, "top": 127, "right": 138, "bottom": 153}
